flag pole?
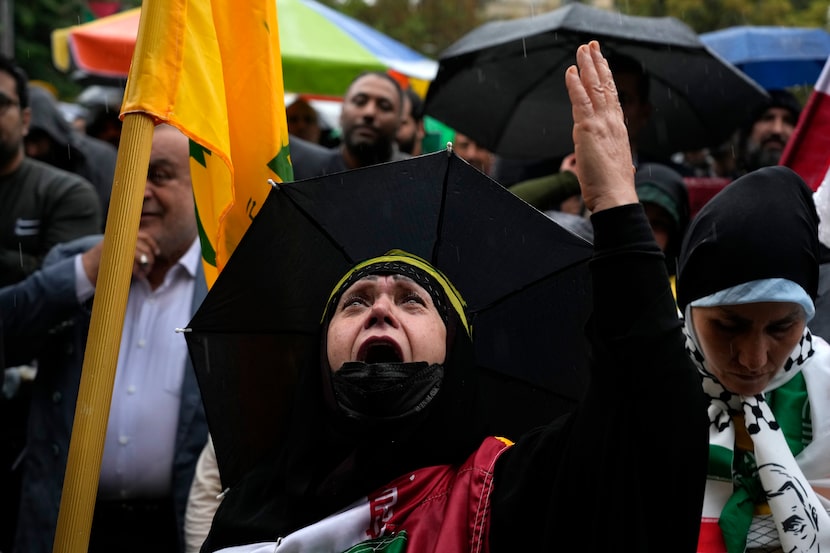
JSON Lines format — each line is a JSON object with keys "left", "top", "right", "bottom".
{"left": 52, "top": 112, "right": 155, "bottom": 553}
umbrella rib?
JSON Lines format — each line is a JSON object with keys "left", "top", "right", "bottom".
{"left": 276, "top": 185, "right": 358, "bottom": 266}
{"left": 469, "top": 255, "right": 590, "bottom": 316}
{"left": 431, "top": 152, "right": 453, "bottom": 265}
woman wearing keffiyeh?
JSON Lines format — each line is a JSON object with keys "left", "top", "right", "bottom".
{"left": 677, "top": 165, "right": 830, "bottom": 553}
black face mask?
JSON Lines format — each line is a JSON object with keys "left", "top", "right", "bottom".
{"left": 331, "top": 361, "right": 444, "bottom": 423}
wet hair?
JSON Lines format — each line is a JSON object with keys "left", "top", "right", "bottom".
{"left": 0, "top": 55, "right": 29, "bottom": 109}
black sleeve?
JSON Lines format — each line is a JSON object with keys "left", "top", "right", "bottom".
{"left": 489, "top": 203, "right": 708, "bottom": 552}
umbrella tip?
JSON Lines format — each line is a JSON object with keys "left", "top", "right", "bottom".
{"left": 268, "top": 179, "right": 290, "bottom": 191}
{"left": 175, "top": 327, "right": 192, "bottom": 333}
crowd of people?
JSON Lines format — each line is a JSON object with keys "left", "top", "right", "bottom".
{"left": 1, "top": 15, "right": 829, "bottom": 553}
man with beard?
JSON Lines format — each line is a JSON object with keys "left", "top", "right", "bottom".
{"left": 736, "top": 89, "right": 801, "bottom": 175}
{"left": 0, "top": 58, "right": 100, "bottom": 286}
{"left": 292, "top": 72, "right": 408, "bottom": 176}
{"left": 0, "top": 55, "right": 100, "bottom": 553}
{"left": 338, "top": 72, "right": 408, "bottom": 168}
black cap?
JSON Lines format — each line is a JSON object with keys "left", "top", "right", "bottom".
{"left": 744, "top": 89, "right": 801, "bottom": 132}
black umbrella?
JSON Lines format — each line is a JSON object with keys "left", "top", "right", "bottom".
{"left": 424, "top": 2, "right": 769, "bottom": 160}
{"left": 185, "top": 150, "right": 594, "bottom": 487}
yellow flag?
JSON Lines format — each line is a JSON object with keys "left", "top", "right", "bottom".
{"left": 122, "top": 0, "right": 292, "bottom": 287}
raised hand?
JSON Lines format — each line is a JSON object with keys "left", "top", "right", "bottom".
{"left": 564, "top": 41, "right": 638, "bottom": 213}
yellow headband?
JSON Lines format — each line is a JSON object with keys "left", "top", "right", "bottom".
{"left": 324, "top": 249, "right": 471, "bottom": 338}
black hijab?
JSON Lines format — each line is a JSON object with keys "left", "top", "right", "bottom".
{"left": 202, "top": 252, "right": 485, "bottom": 551}
{"left": 676, "top": 165, "right": 819, "bottom": 313}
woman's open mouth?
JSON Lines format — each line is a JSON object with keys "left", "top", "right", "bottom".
{"left": 358, "top": 338, "right": 403, "bottom": 363}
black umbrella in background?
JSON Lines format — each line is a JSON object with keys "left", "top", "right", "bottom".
{"left": 424, "top": 2, "right": 769, "bottom": 160}
{"left": 185, "top": 150, "right": 594, "bottom": 487}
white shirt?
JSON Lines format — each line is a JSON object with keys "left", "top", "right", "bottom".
{"left": 74, "top": 238, "right": 201, "bottom": 499}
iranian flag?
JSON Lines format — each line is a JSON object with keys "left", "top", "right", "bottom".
{"left": 780, "top": 55, "right": 830, "bottom": 191}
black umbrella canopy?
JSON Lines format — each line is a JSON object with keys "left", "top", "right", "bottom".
{"left": 424, "top": 2, "right": 769, "bottom": 160}
{"left": 185, "top": 150, "right": 594, "bottom": 487}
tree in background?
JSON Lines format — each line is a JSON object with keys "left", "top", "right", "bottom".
{"left": 14, "top": 0, "right": 84, "bottom": 98}
{"left": 319, "top": 0, "right": 829, "bottom": 57}
{"left": 9, "top": 0, "right": 830, "bottom": 101}
{"left": 12, "top": 0, "right": 140, "bottom": 99}
{"left": 618, "top": 0, "right": 827, "bottom": 32}
{"left": 319, "top": 0, "right": 482, "bottom": 57}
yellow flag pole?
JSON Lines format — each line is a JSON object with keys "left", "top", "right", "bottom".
{"left": 52, "top": 113, "right": 155, "bottom": 553}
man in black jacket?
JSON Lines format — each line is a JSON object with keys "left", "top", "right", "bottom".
{"left": 0, "top": 54, "right": 101, "bottom": 553}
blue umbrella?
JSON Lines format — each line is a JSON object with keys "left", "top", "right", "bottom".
{"left": 701, "top": 26, "right": 830, "bottom": 89}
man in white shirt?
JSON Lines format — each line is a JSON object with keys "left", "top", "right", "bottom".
{"left": 7, "top": 124, "right": 209, "bottom": 553}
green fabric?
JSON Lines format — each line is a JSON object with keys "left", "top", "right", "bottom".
{"left": 711, "top": 442, "right": 761, "bottom": 553}
{"left": 278, "top": 0, "right": 386, "bottom": 96}
{"left": 342, "top": 531, "right": 408, "bottom": 553}
{"left": 717, "top": 372, "right": 811, "bottom": 553}
{"left": 767, "top": 371, "right": 809, "bottom": 455}
{"left": 719, "top": 485, "right": 754, "bottom": 553}
{"left": 635, "top": 183, "right": 681, "bottom": 226}
{"left": 707, "top": 444, "right": 733, "bottom": 480}
{"left": 422, "top": 117, "right": 456, "bottom": 154}
{"left": 508, "top": 171, "right": 581, "bottom": 211}
{"left": 720, "top": 448, "right": 763, "bottom": 553}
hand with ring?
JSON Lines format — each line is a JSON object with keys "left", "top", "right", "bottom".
{"left": 134, "top": 231, "right": 161, "bottom": 278}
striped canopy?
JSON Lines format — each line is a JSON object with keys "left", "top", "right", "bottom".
{"left": 51, "top": 0, "right": 437, "bottom": 96}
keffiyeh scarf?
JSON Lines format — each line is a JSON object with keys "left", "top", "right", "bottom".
{"left": 686, "top": 327, "right": 830, "bottom": 553}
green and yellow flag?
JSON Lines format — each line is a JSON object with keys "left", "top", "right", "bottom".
{"left": 122, "top": 0, "right": 293, "bottom": 287}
